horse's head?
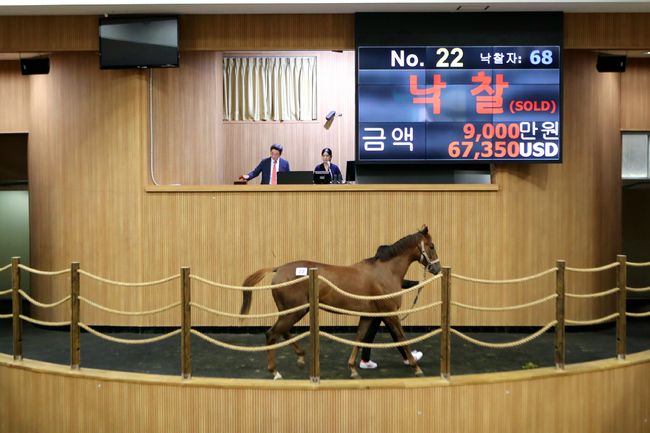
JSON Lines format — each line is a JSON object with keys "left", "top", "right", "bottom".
{"left": 417, "top": 225, "right": 441, "bottom": 275}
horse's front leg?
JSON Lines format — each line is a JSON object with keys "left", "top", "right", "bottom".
{"left": 383, "top": 316, "right": 424, "bottom": 377}
{"left": 348, "top": 316, "right": 373, "bottom": 379}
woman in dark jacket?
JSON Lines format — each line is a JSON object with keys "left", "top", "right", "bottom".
{"left": 314, "top": 147, "right": 342, "bottom": 180}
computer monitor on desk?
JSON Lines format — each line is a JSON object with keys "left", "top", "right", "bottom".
{"left": 277, "top": 171, "right": 313, "bottom": 185}
{"left": 313, "top": 171, "right": 331, "bottom": 184}
{"left": 346, "top": 161, "right": 356, "bottom": 183}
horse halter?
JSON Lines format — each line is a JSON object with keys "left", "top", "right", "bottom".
{"left": 401, "top": 240, "right": 440, "bottom": 320}
{"left": 418, "top": 240, "right": 440, "bottom": 273}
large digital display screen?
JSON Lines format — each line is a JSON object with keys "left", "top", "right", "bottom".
{"left": 358, "top": 45, "right": 561, "bottom": 162}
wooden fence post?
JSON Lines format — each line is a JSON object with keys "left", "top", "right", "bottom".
{"left": 440, "top": 266, "right": 451, "bottom": 380}
{"left": 181, "top": 267, "right": 192, "bottom": 379}
{"left": 616, "top": 255, "right": 627, "bottom": 360}
{"left": 70, "top": 262, "right": 80, "bottom": 369}
{"left": 555, "top": 260, "right": 566, "bottom": 369}
{"left": 308, "top": 268, "right": 320, "bottom": 384}
{"left": 11, "top": 257, "right": 22, "bottom": 361}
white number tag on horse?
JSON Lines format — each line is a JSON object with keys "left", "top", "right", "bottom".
{"left": 295, "top": 267, "right": 308, "bottom": 276}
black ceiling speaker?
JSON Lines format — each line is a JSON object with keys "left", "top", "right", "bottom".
{"left": 20, "top": 57, "right": 50, "bottom": 75}
{"left": 596, "top": 55, "right": 626, "bottom": 73}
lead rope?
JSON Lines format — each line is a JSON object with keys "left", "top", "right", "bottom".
{"left": 399, "top": 268, "right": 426, "bottom": 321}
{"left": 400, "top": 242, "right": 439, "bottom": 320}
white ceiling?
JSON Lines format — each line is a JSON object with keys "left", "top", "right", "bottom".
{"left": 2, "top": 1, "right": 650, "bottom": 15}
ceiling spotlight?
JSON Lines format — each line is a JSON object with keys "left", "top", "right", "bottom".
{"left": 456, "top": 4, "right": 490, "bottom": 11}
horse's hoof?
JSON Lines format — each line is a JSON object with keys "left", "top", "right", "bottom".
{"left": 273, "top": 371, "right": 283, "bottom": 380}
{"left": 414, "top": 369, "right": 424, "bottom": 377}
{"left": 350, "top": 370, "right": 361, "bottom": 379}
{"left": 296, "top": 356, "right": 306, "bottom": 367}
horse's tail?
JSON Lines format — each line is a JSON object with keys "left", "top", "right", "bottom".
{"left": 240, "top": 267, "right": 276, "bottom": 315}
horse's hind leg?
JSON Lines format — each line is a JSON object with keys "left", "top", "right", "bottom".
{"left": 283, "top": 332, "right": 307, "bottom": 367}
{"left": 265, "top": 309, "right": 308, "bottom": 379}
{"left": 383, "top": 316, "right": 423, "bottom": 376}
{"left": 348, "top": 317, "right": 373, "bottom": 379}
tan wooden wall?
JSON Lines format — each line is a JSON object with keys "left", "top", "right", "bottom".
{"left": 222, "top": 50, "right": 355, "bottom": 182}
{"left": 1, "top": 352, "right": 649, "bottom": 433}
{"left": 0, "top": 62, "right": 29, "bottom": 132}
{"left": 621, "top": 58, "right": 650, "bottom": 130}
{"left": 152, "top": 50, "right": 355, "bottom": 185}
{"left": 0, "top": 14, "right": 648, "bottom": 326}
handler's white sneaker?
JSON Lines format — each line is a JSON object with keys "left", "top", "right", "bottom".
{"left": 403, "top": 350, "right": 423, "bottom": 365}
{"left": 359, "top": 359, "right": 378, "bottom": 369}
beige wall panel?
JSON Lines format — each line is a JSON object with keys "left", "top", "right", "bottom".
{"left": 1, "top": 354, "right": 649, "bottom": 433}
{"left": 492, "top": 50, "right": 621, "bottom": 322}
{"left": 0, "top": 16, "right": 98, "bottom": 52}
{"left": 26, "top": 51, "right": 623, "bottom": 326}
{"left": 621, "top": 58, "right": 650, "bottom": 130}
{"left": 565, "top": 13, "right": 650, "bottom": 48}
{"left": 180, "top": 14, "right": 355, "bottom": 51}
{"left": 222, "top": 50, "right": 355, "bottom": 184}
{"left": 0, "top": 61, "right": 30, "bottom": 132}
{"left": 152, "top": 51, "right": 223, "bottom": 185}
{"left": 150, "top": 50, "right": 355, "bottom": 186}
{"left": 27, "top": 52, "right": 148, "bottom": 324}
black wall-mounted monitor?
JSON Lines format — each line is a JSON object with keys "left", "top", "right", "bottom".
{"left": 99, "top": 15, "right": 179, "bottom": 69}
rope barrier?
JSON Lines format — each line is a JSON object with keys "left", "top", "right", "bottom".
{"left": 20, "top": 314, "right": 70, "bottom": 327}
{"left": 628, "top": 261, "right": 650, "bottom": 267}
{"left": 626, "top": 311, "right": 650, "bottom": 318}
{"left": 566, "top": 262, "right": 619, "bottom": 273}
{"left": 450, "top": 321, "right": 557, "bottom": 349}
{"left": 318, "top": 274, "right": 441, "bottom": 301}
{"left": 191, "top": 329, "right": 310, "bottom": 352}
{"left": 190, "top": 274, "right": 309, "bottom": 291}
{"left": 0, "top": 289, "right": 12, "bottom": 296}
{"left": 319, "top": 328, "right": 442, "bottom": 348}
{"left": 78, "top": 269, "right": 180, "bottom": 287}
{"left": 190, "top": 301, "right": 309, "bottom": 319}
{"left": 319, "top": 301, "right": 442, "bottom": 318}
{"left": 452, "top": 267, "right": 557, "bottom": 284}
{"left": 565, "top": 312, "right": 619, "bottom": 326}
{"left": 0, "top": 264, "right": 10, "bottom": 273}
{"left": 79, "top": 296, "right": 180, "bottom": 316}
{"left": 19, "top": 290, "right": 70, "bottom": 309}
{"left": 627, "top": 286, "right": 650, "bottom": 293}
{"left": 17, "top": 264, "right": 70, "bottom": 276}
{"left": 79, "top": 323, "right": 181, "bottom": 344}
{"left": 451, "top": 294, "right": 557, "bottom": 312}
{"left": 565, "top": 287, "right": 620, "bottom": 299}
{"left": 0, "top": 314, "right": 12, "bottom": 319}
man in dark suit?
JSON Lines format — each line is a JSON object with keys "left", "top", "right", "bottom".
{"left": 240, "top": 143, "right": 291, "bottom": 185}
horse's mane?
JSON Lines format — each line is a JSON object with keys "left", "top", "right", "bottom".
{"left": 365, "top": 232, "right": 422, "bottom": 263}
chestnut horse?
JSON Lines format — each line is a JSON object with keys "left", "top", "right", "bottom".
{"left": 240, "top": 225, "right": 441, "bottom": 379}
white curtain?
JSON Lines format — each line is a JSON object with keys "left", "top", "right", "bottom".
{"left": 223, "top": 56, "right": 317, "bottom": 121}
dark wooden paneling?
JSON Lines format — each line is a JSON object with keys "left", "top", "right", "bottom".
{"left": 180, "top": 14, "right": 355, "bottom": 50}
{"left": 621, "top": 58, "right": 650, "bottom": 130}
{"left": 565, "top": 13, "right": 650, "bottom": 49}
